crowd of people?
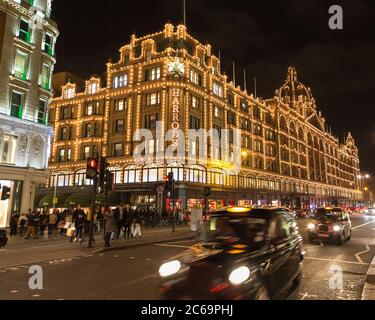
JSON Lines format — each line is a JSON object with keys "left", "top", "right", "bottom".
{"left": 7, "top": 204, "right": 187, "bottom": 248}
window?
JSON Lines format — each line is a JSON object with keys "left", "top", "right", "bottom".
{"left": 227, "top": 93, "right": 234, "bottom": 105}
{"left": 190, "top": 95, "right": 200, "bottom": 109}
{"left": 44, "top": 33, "right": 54, "bottom": 56}
{"left": 146, "top": 50, "right": 152, "bottom": 62}
{"left": 189, "top": 116, "right": 200, "bottom": 130}
{"left": 61, "top": 106, "right": 73, "bottom": 120}
{"left": 84, "top": 123, "right": 93, "bottom": 137}
{"left": 146, "top": 67, "right": 161, "bottom": 81}
{"left": 266, "top": 144, "right": 276, "bottom": 157}
{"left": 114, "top": 143, "right": 123, "bottom": 157}
{"left": 145, "top": 114, "right": 158, "bottom": 129}
{"left": 38, "top": 99, "right": 48, "bottom": 124}
{"left": 10, "top": 91, "right": 23, "bottom": 118}
{"left": 190, "top": 69, "right": 201, "bottom": 85}
{"left": 41, "top": 64, "right": 51, "bottom": 90}
{"left": 146, "top": 92, "right": 161, "bottom": 106}
{"left": 213, "top": 83, "right": 223, "bottom": 97}
{"left": 253, "top": 140, "right": 263, "bottom": 153}
{"left": 58, "top": 149, "right": 65, "bottom": 162}
{"left": 59, "top": 127, "right": 68, "bottom": 140}
{"left": 14, "top": 50, "right": 28, "bottom": 80}
{"left": 240, "top": 99, "right": 248, "bottom": 112}
{"left": 253, "top": 106, "right": 261, "bottom": 119}
{"left": 88, "top": 82, "right": 98, "bottom": 95}
{"left": 254, "top": 124, "right": 263, "bottom": 136}
{"left": 227, "top": 111, "right": 236, "bottom": 125}
{"left": 190, "top": 140, "right": 197, "bottom": 156}
{"left": 114, "top": 98, "right": 127, "bottom": 112}
{"left": 1, "top": 135, "right": 17, "bottom": 165}
{"left": 83, "top": 146, "right": 90, "bottom": 160}
{"left": 115, "top": 119, "right": 124, "bottom": 133}
{"left": 270, "top": 215, "right": 292, "bottom": 244}
{"left": 67, "top": 148, "right": 72, "bottom": 161}
{"left": 19, "top": 19, "right": 31, "bottom": 43}
{"left": 214, "top": 106, "right": 220, "bottom": 118}
{"left": 65, "top": 87, "right": 75, "bottom": 99}
{"left": 241, "top": 118, "right": 251, "bottom": 131}
{"left": 113, "top": 74, "right": 128, "bottom": 88}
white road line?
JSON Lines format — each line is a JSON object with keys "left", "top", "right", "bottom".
{"left": 154, "top": 244, "right": 191, "bottom": 249}
{"left": 304, "top": 256, "right": 369, "bottom": 266}
{"left": 352, "top": 220, "right": 375, "bottom": 230}
{"left": 355, "top": 245, "right": 371, "bottom": 264}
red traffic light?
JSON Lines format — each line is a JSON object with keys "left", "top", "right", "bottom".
{"left": 88, "top": 158, "right": 98, "bottom": 169}
{"left": 86, "top": 157, "right": 99, "bottom": 179}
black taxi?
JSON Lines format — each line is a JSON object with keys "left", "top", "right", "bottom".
{"left": 158, "top": 206, "right": 304, "bottom": 300}
{"left": 307, "top": 207, "right": 352, "bottom": 245}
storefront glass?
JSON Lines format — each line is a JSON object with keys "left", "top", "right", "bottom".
{"left": 0, "top": 180, "right": 23, "bottom": 228}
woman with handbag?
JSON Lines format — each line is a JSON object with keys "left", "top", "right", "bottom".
{"left": 104, "top": 206, "right": 116, "bottom": 248}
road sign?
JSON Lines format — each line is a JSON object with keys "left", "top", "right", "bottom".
{"left": 52, "top": 197, "right": 58, "bottom": 205}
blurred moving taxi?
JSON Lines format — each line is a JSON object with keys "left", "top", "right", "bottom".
{"left": 159, "top": 206, "right": 304, "bottom": 300}
{"left": 307, "top": 207, "right": 352, "bottom": 245}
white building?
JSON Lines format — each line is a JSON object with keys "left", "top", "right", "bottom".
{"left": 0, "top": 0, "right": 58, "bottom": 227}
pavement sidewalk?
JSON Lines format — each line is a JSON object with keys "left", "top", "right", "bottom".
{"left": 0, "top": 226, "right": 196, "bottom": 269}
{"left": 361, "top": 255, "right": 375, "bottom": 300}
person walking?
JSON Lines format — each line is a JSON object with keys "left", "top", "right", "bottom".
{"left": 39, "top": 210, "right": 48, "bottom": 235}
{"left": 71, "top": 205, "right": 86, "bottom": 243}
{"left": 18, "top": 212, "right": 28, "bottom": 237}
{"left": 104, "top": 207, "right": 117, "bottom": 248}
{"left": 48, "top": 210, "right": 57, "bottom": 234}
{"left": 9, "top": 211, "right": 19, "bottom": 237}
{"left": 133, "top": 210, "right": 142, "bottom": 238}
{"left": 123, "top": 204, "right": 133, "bottom": 239}
{"left": 25, "top": 210, "right": 38, "bottom": 239}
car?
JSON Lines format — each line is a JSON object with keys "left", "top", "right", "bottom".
{"left": 364, "top": 208, "right": 375, "bottom": 215}
{"left": 158, "top": 206, "right": 304, "bottom": 300}
{"left": 307, "top": 207, "right": 352, "bottom": 245}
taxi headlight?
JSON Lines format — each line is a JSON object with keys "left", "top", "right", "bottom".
{"left": 229, "top": 266, "right": 251, "bottom": 285}
{"left": 333, "top": 225, "right": 341, "bottom": 232}
{"left": 159, "top": 260, "right": 181, "bottom": 278}
{"left": 307, "top": 223, "right": 315, "bottom": 230}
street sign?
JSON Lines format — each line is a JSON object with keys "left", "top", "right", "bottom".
{"left": 52, "top": 197, "right": 58, "bottom": 205}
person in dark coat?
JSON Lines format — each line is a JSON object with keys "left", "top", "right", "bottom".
{"left": 104, "top": 207, "right": 117, "bottom": 248}
{"left": 71, "top": 205, "right": 86, "bottom": 243}
{"left": 9, "top": 211, "right": 19, "bottom": 237}
{"left": 123, "top": 205, "right": 133, "bottom": 239}
{"left": 25, "top": 210, "right": 39, "bottom": 239}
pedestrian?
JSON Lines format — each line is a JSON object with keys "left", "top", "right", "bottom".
{"left": 9, "top": 211, "right": 19, "bottom": 237}
{"left": 123, "top": 204, "right": 133, "bottom": 239}
{"left": 71, "top": 205, "right": 86, "bottom": 243}
{"left": 133, "top": 211, "right": 142, "bottom": 238}
{"left": 18, "top": 212, "right": 28, "bottom": 237}
{"left": 39, "top": 210, "right": 48, "bottom": 235}
{"left": 104, "top": 206, "right": 117, "bottom": 248}
{"left": 48, "top": 210, "right": 57, "bottom": 234}
{"left": 25, "top": 209, "right": 38, "bottom": 239}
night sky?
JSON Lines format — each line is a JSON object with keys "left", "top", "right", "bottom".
{"left": 52, "top": 0, "right": 375, "bottom": 177}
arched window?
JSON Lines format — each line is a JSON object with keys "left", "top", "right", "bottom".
{"left": 238, "top": 172, "right": 245, "bottom": 188}
{"left": 142, "top": 164, "right": 164, "bottom": 182}
{"left": 289, "top": 122, "right": 297, "bottom": 137}
{"left": 108, "top": 167, "right": 122, "bottom": 184}
{"left": 167, "top": 162, "right": 184, "bottom": 182}
{"left": 258, "top": 177, "right": 269, "bottom": 189}
{"left": 75, "top": 169, "right": 93, "bottom": 186}
{"left": 209, "top": 168, "right": 225, "bottom": 185}
{"left": 124, "top": 165, "right": 142, "bottom": 183}
{"left": 307, "top": 133, "right": 313, "bottom": 146}
{"left": 187, "top": 165, "right": 206, "bottom": 183}
{"left": 246, "top": 175, "right": 257, "bottom": 189}
{"left": 298, "top": 127, "right": 304, "bottom": 141}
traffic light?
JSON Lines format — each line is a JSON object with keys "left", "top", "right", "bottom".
{"left": 1, "top": 186, "right": 11, "bottom": 201}
{"left": 165, "top": 172, "right": 174, "bottom": 191}
{"left": 97, "top": 157, "right": 108, "bottom": 194}
{"left": 86, "top": 158, "right": 99, "bottom": 180}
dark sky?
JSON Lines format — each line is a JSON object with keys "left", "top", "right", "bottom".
{"left": 52, "top": 0, "right": 375, "bottom": 176}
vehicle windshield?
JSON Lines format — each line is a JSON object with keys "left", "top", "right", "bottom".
{"left": 204, "top": 216, "right": 267, "bottom": 247}
{"left": 314, "top": 208, "right": 343, "bottom": 220}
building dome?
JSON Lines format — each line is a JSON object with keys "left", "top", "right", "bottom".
{"left": 277, "top": 67, "right": 312, "bottom": 104}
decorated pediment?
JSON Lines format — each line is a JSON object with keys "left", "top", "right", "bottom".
{"left": 306, "top": 113, "right": 325, "bottom": 132}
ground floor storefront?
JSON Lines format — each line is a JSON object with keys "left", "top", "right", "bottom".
{"left": 0, "top": 166, "right": 49, "bottom": 228}
{"left": 36, "top": 181, "right": 362, "bottom": 215}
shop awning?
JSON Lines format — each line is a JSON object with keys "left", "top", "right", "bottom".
{"left": 38, "top": 194, "right": 67, "bottom": 208}
{"left": 64, "top": 193, "right": 93, "bottom": 207}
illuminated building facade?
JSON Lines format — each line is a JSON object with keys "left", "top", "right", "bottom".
{"left": 0, "top": 0, "right": 58, "bottom": 227}
{"left": 41, "top": 23, "right": 362, "bottom": 212}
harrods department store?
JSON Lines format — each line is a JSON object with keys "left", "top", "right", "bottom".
{"left": 37, "top": 23, "right": 363, "bottom": 212}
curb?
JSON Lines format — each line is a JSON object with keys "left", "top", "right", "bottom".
{"left": 92, "top": 233, "right": 197, "bottom": 254}
{"left": 361, "top": 255, "right": 375, "bottom": 300}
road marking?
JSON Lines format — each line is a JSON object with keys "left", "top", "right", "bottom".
{"left": 130, "top": 257, "right": 135, "bottom": 259}
{"left": 114, "top": 255, "right": 119, "bottom": 258}
{"left": 304, "top": 256, "right": 369, "bottom": 266}
{"left": 354, "top": 245, "right": 371, "bottom": 264}
{"left": 32, "top": 294, "right": 41, "bottom": 298}
{"left": 352, "top": 220, "right": 375, "bottom": 230}
{"left": 155, "top": 244, "right": 191, "bottom": 249}
{"left": 146, "top": 258, "right": 151, "bottom": 261}
{"left": 10, "top": 290, "right": 19, "bottom": 294}
{"left": 0, "top": 249, "right": 8, "bottom": 252}
{"left": 300, "top": 292, "right": 318, "bottom": 300}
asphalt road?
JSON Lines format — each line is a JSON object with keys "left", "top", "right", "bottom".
{"left": 0, "top": 215, "right": 374, "bottom": 300}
